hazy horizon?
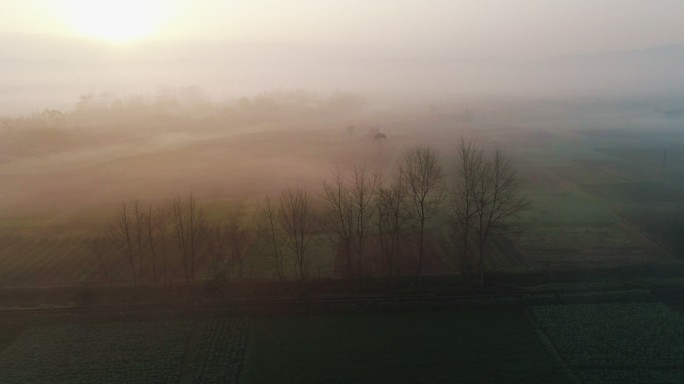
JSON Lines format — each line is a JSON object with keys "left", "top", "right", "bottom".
{"left": 2, "top": 1, "right": 684, "bottom": 114}
{"left": 4, "top": 1, "right": 684, "bottom": 59}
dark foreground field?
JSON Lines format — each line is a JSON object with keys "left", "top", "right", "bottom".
{"left": 243, "top": 311, "right": 568, "bottom": 384}
{"left": 3, "top": 293, "right": 684, "bottom": 384}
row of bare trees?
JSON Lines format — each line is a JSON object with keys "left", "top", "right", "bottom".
{"left": 259, "top": 188, "right": 315, "bottom": 281}
{"left": 110, "top": 195, "right": 253, "bottom": 286}
{"left": 106, "top": 188, "right": 313, "bottom": 286}
{"left": 104, "top": 141, "right": 525, "bottom": 286}
{"left": 112, "top": 200, "right": 170, "bottom": 287}
{"left": 320, "top": 146, "right": 443, "bottom": 281}
{"left": 321, "top": 166, "right": 377, "bottom": 278}
{"left": 321, "top": 141, "right": 526, "bottom": 284}
{"left": 453, "top": 140, "right": 528, "bottom": 283}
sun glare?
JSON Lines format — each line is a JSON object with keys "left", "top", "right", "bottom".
{"left": 64, "top": 0, "right": 162, "bottom": 44}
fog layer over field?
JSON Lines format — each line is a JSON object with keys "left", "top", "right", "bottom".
{"left": 4, "top": 35, "right": 684, "bottom": 115}
{"left": 1, "top": 90, "right": 680, "bottom": 215}
{"left": 1, "top": 89, "right": 684, "bottom": 285}
{"left": 2, "top": 1, "right": 684, "bottom": 286}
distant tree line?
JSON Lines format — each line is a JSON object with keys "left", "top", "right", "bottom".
{"left": 101, "top": 141, "right": 526, "bottom": 287}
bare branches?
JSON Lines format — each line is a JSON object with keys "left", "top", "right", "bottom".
{"left": 321, "top": 167, "right": 355, "bottom": 277}
{"left": 226, "top": 203, "right": 252, "bottom": 279}
{"left": 111, "top": 199, "right": 169, "bottom": 287}
{"left": 322, "top": 165, "right": 377, "bottom": 278}
{"left": 155, "top": 207, "right": 170, "bottom": 286}
{"left": 206, "top": 223, "right": 228, "bottom": 282}
{"left": 400, "top": 145, "right": 443, "bottom": 277}
{"left": 351, "top": 166, "right": 378, "bottom": 277}
{"left": 376, "top": 177, "right": 408, "bottom": 276}
{"left": 142, "top": 204, "right": 160, "bottom": 287}
{"left": 169, "top": 194, "right": 207, "bottom": 284}
{"left": 259, "top": 195, "right": 285, "bottom": 281}
{"left": 88, "top": 235, "right": 114, "bottom": 287}
{"left": 112, "top": 200, "right": 137, "bottom": 286}
{"left": 452, "top": 141, "right": 528, "bottom": 284}
{"left": 132, "top": 200, "right": 145, "bottom": 286}
{"left": 452, "top": 139, "right": 483, "bottom": 277}
{"left": 278, "top": 187, "right": 313, "bottom": 281}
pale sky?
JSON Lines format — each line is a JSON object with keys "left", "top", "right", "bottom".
{"left": 2, "top": 0, "right": 684, "bottom": 59}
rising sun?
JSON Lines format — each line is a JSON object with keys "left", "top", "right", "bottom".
{"left": 65, "top": 0, "right": 163, "bottom": 44}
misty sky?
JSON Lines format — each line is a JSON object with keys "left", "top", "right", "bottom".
{"left": 3, "top": 0, "right": 684, "bottom": 59}
{"left": 2, "top": 0, "right": 684, "bottom": 112}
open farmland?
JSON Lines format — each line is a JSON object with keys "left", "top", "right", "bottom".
{"left": 504, "top": 125, "right": 684, "bottom": 270}
{"left": 4, "top": 3, "right": 684, "bottom": 382}
{"left": 1, "top": 98, "right": 683, "bottom": 286}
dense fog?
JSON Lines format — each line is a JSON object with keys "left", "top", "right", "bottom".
{"left": 3, "top": 34, "right": 684, "bottom": 115}
{"left": 1, "top": 1, "right": 684, "bottom": 285}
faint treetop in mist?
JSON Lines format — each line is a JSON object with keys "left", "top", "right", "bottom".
{"left": 40, "top": 109, "right": 65, "bottom": 126}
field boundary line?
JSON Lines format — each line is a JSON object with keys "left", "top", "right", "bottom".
{"left": 234, "top": 316, "right": 250, "bottom": 383}
{"left": 178, "top": 319, "right": 200, "bottom": 384}
{"left": 525, "top": 308, "right": 581, "bottom": 384}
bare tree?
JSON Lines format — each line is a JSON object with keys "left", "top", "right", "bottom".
{"left": 351, "top": 166, "right": 378, "bottom": 277}
{"left": 113, "top": 201, "right": 137, "bottom": 286}
{"left": 206, "top": 223, "right": 228, "bottom": 281}
{"left": 259, "top": 195, "right": 285, "bottom": 281}
{"left": 155, "top": 208, "right": 170, "bottom": 285}
{"left": 471, "top": 149, "right": 528, "bottom": 284}
{"left": 400, "top": 145, "right": 443, "bottom": 277}
{"left": 142, "top": 204, "right": 160, "bottom": 287}
{"left": 132, "top": 200, "right": 146, "bottom": 285}
{"left": 452, "top": 139, "right": 482, "bottom": 277}
{"left": 278, "top": 187, "right": 313, "bottom": 281}
{"left": 322, "top": 166, "right": 377, "bottom": 278}
{"left": 89, "top": 235, "right": 113, "bottom": 287}
{"left": 226, "top": 203, "right": 252, "bottom": 279}
{"left": 169, "top": 194, "right": 207, "bottom": 284}
{"left": 321, "top": 167, "right": 355, "bottom": 277}
{"left": 376, "top": 177, "right": 407, "bottom": 276}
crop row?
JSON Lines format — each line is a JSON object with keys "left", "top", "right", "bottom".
{"left": 0, "top": 320, "right": 193, "bottom": 384}
{"left": 185, "top": 317, "right": 250, "bottom": 384}
{"left": 0, "top": 317, "right": 252, "bottom": 384}
{"left": 532, "top": 303, "right": 684, "bottom": 383}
